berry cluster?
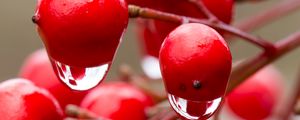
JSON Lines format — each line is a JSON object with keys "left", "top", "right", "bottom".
{"left": 0, "top": 0, "right": 299, "bottom": 120}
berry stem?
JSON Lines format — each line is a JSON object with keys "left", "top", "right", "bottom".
{"left": 147, "top": 100, "right": 178, "bottom": 120}
{"left": 118, "top": 64, "right": 167, "bottom": 103}
{"left": 235, "top": 0, "right": 300, "bottom": 32}
{"left": 227, "top": 31, "right": 300, "bottom": 94}
{"left": 128, "top": 5, "right": 275, "bottom": 51}
{"left": 65, "top": 104, "right": 108, "bottom": 120}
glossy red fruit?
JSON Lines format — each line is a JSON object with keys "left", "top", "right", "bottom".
{"left": 19, "top": 49, "right": 89, "bottom": 108}
{"left": 34, "top": 0, "right": 128, "bottom": 67}
{"left": 139, "top": 0, "right": 234, "bottom": 58}
{"left": 137, "top": 21, "right": 161, "bottom": 58}
{"left": 0, "top": 78, "right": 63, "bottom": 120}
{"left": 81, "top": 82, "right": 154, "bottom": 120}
{"left": 227, "top": 66, "right": 283, "bottom": 120}
{"left": 159, "top": 23, "right": 232, "bottom": 101}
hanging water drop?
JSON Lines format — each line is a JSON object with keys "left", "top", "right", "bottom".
{"left": 168, "top": 93, "right": 222, "bottom": 120}
{"left": 51, "top": 58, "right": 111, "bottom": 91}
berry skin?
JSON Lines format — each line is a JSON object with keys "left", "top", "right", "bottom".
{"left": 0, "top": 78, "right": 63, "bottom": 120}
{"left": 19, "top": 49, "right": 89, "bottom": 108}
{"left": 138, "top": 0, "right": 234, "bottom": 58}
{"left": 227, "top": 66, "right": 283, "bottom": 120}
{"left": 159, "top": 23, "right": 232, "bottom": 101}
{"left": 34, "top": 0, "right": 128, "bottom": 67}
{"left": 81, "top": 82, "right": 154, "bottom": 120}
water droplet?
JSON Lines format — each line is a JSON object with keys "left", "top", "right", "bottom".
{"left": 141, "top": 55, "right": 162, "bottom": 80}
{"left": 50, "top": 58, "right": 110, "bottom": 91}
{"left": 168, "top": 93, "right": 222, "bottom": 120}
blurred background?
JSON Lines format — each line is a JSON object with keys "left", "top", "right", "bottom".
{"left": 0, "top": 0, "right": 299, "bottom": 119}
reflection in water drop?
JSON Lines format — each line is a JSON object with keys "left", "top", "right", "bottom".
{"left": 141, "top": 55, "right": 162, "bottom": 80}
{"left": 168, "top": 94, "right": 222, "bottom": 120}
{"left": 51, "top": 59, "right": 110, "bottom": 91}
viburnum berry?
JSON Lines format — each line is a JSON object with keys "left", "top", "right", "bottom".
{"left": 0, "top": 78, "right": 63, "bottom": 120}
{"left": 81, "top": 82, "right": 154, "bottom": 120}
{"left": 19, "top": 49, "right": 89, "bottom": 109}
{"left": 227, "top": 65, "right": 283, "bottom": 120}
{"left": 159, "top": 23, "right": 232, "bottom": 119}
{"left": 34, "top": 0, "right": 128, "bottom": 67}
{"left": 33, "top": 0, "right": 129, "bottom": 90}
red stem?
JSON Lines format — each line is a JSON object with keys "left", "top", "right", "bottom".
{"left": 65, "top": 105, "right": 108, "bottom": 120}
{"left": 128, "top": 5, "right": 275, "bottom": 51}
{"left": 227, "top": 31, "right": 300, "bottom": 93}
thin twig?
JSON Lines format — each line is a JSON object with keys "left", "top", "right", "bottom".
{"left": 128, "top": 5, "right": 275, "bottom": 52}
{"left": 146, "top": 100, "right": 179, "bottom": 120}
{"left": 227, "top": 31, "right": 300, "bottom": 94}
{"left": 118, "top": 64, "right": 167, "bottom": 103}
{"left": 65, "top": 105, "right": 108, "bottom": 120}
{"left": 236, "top": 0, "right": 300, "bottom": 32}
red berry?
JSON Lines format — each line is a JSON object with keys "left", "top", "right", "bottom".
{"left": 137, "top": 21, "right": 162, "bottom": 58}
{"left": 34, "top": 0, "right": 128, "bottom": 67}
{"left": 159, "top": 23, "right": 232, "bottom": 101}
{"left": 81, "top": 82, "right": 154, "bottom": 120}
{"left": 0, "top": 78, "right": 63, "bottom": 120}
{"left": 138, "top": 0, "right": 234, "bottom": 58}
{"left": 227, "top": 66, "right": 283, "bottom": 120}
{"left": 19, "top": 49, "right": 89, "bottom": 109}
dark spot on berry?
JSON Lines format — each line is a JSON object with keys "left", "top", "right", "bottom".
{"left": 32, "top": 15, "right": 39, "bottom": 24}
{"left": 179, "top": 84, "right": 187, "bottom": 92}
{"left": 193, "top": 80, "right": 202, "bottom": 90}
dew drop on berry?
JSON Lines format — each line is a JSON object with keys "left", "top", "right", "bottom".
{"left": 168, "top": 93, "right": 222, "bottom": 120}
{"left": 141, "top": 55, "right": 162, "bottom": 80}
{"left": 50, "top": 59, "right": 110, "bottom": 91}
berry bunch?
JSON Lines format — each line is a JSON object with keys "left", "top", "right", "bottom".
{"left": 1, "top": 0, "right": 299, "bottom": 120}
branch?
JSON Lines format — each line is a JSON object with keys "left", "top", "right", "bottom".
{"left": 65, "top": 105, "right": 109, "bottom": 120}
{"left": 227, "top": 31, "right": 300, "bottom": 94}
{"left": 118, "top": 64, "right": 167, "bottom": 103}
{"left": 236, "top": 0, "right": 300, "bottom": 32}
{"left": 128, "top": 5, "right": 275, "bottom": 52}
{"left": 147, "top": 100, "right": 178, "bottom": 120}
